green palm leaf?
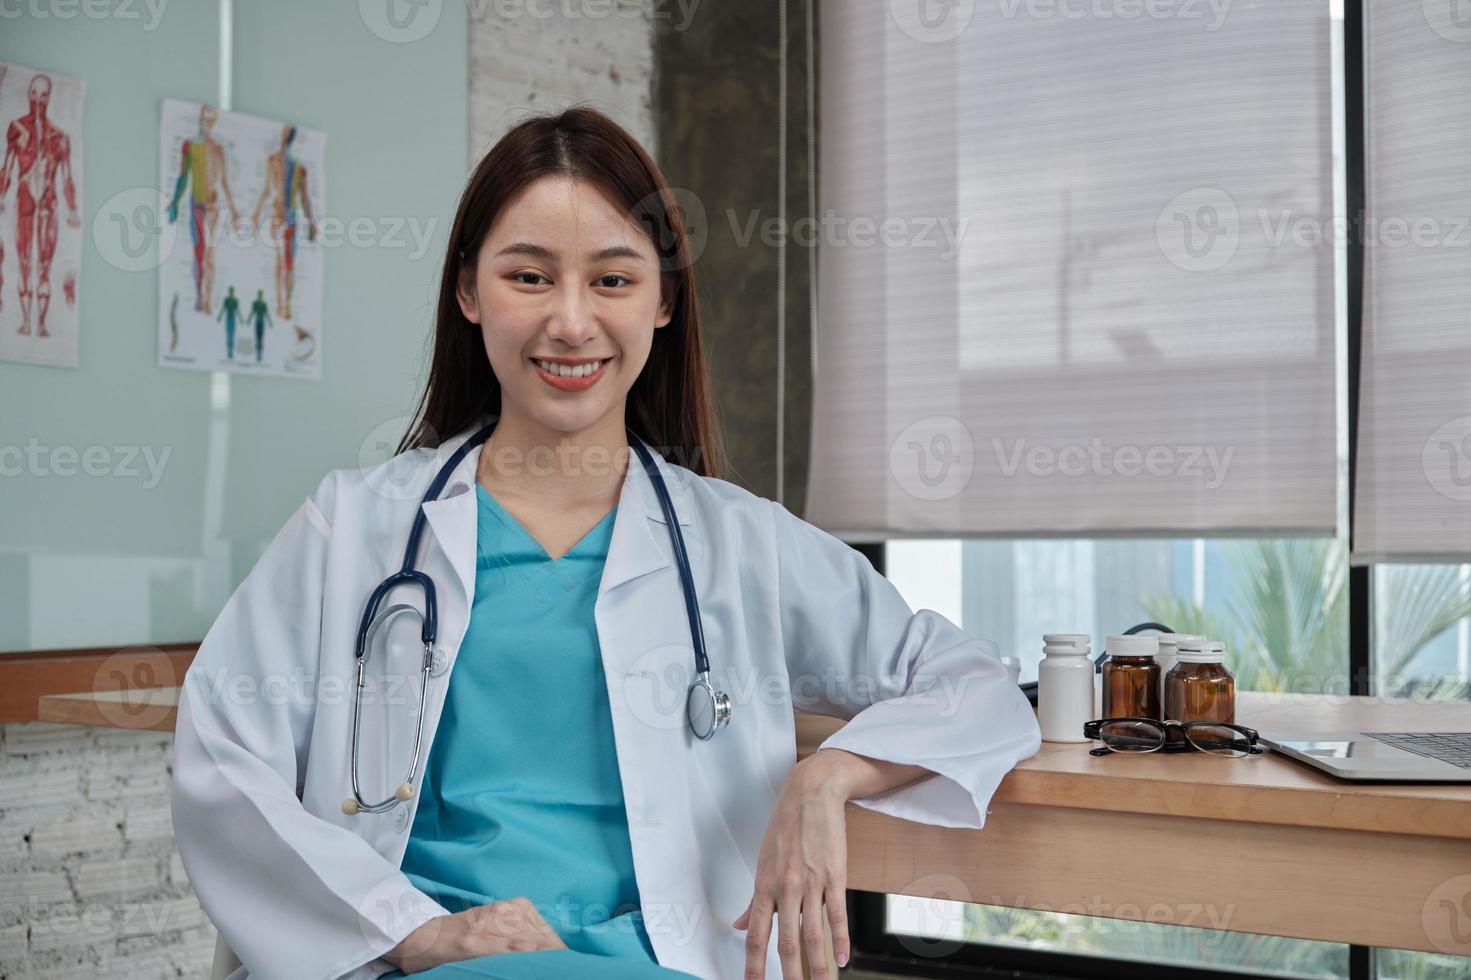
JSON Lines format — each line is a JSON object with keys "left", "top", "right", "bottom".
{"left": 1144, "top": 541, "right": 1465, "bottom": 697}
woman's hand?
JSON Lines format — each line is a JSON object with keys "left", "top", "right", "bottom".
{"left": 384, "top": 897, "right": 567, "bottom": 973}
{"left": 732, "top": 751, "right": 853, "bottom": 979}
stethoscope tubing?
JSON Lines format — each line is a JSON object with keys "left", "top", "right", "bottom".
{"left": 627, "top": 433, "right": 710, "bottom": 677}
{"left": 343, "top": 420, "right": 726, "bottom": 815}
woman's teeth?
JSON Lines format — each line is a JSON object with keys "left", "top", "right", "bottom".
{"left": 535, "top": 358, "right": 607, "bottom": 378}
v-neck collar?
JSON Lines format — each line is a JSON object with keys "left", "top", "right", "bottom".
{"left": 417, "top": 414, "right": 693, "bottom": 610}
{"left": 475, "top": 481, "right": 618, "bottom": 563}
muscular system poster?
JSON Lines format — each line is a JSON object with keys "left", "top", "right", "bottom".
{"left": 157, "top": 98, "right": 325, "bottom": 379}
{"left": 0, "top": 61, "right": 85, "bottom": 369}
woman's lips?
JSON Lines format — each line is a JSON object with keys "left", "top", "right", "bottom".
{"left": 531, "top": 356, "right": 612, "bottom": 392}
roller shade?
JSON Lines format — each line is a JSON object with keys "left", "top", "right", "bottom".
{"left": 806, "top": 1, "right": 1338, "bottom": 539}
{"left": 1352, "top": 2, "right": 1471, "bottom": 563}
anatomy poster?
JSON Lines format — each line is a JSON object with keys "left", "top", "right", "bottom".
{"left": 0, "top": 62, "right": 85, "bottom": 369}
{"left": 157, "top": 98, "right": 324, "bottom": 379}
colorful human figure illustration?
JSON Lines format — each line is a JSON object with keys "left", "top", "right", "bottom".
{"left": 167, "top": 104, "right": 240, "bottom": 315}
{"left": 249, "top": 288, "right": 271, "bottom": 362}
{"left": 250, "top": 124, "right": 317, "bottom": 320}
{"left": 216, "top": 285, "right": 240, "bottom": 358}
{"left": 0, "top": 72, "right": 81, "bottom": 337}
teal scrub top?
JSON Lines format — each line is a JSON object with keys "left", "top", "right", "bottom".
{"left": 392, "top": 482, "right": 679, "bottom": 973}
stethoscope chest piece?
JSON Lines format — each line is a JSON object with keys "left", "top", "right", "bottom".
{"left": 687, "top": 670, "right": 732, "bottom": 740}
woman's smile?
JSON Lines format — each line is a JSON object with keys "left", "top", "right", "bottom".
{"left": 530, "top": 354, "right": 613, "bottom": 392}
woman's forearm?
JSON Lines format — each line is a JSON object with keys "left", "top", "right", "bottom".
{"left": 801, "top": 746, "right": 932, "bottom": 801}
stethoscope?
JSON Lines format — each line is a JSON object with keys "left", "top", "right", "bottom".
{"left": 342, "top": 420, "right": 731, "bottom": 816}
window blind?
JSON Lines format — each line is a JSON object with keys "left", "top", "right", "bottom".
{"left": 1352, "top": 2, "right": 1471, "bottom": 563}
{"left": 805, "top": 1, "right": 1338, "bottom": 539}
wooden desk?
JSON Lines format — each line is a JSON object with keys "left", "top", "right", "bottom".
{"left": 37, "top": 685, "right": 178, "bottom": 731}
{"left": 798, "top": 692, "right": 1471, "bottom": 957}
{"left": 33, "top": 682, "right": 1471, "bottom": 956}
{"left": 0, "top": 643, "right": 194, "bottom": 725}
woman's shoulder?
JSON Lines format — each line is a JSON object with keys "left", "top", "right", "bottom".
{"left": 658, "top": 457, "right": 799, "bottom": 536}
{"left": 302, "top": 444, "right": 445, "bottom": 531}
{"left": 666, "top": 458, "right": 867, "bottom": 565}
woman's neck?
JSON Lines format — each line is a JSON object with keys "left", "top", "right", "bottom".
{"left": 476, "top": 410, "right": 630, "bottom": 510}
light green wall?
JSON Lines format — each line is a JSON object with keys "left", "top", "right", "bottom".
{"left": 0, "top": 1, "right": 467, "bottom": 651}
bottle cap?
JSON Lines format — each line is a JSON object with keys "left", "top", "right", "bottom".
{"left": 1177, "top": 639, "right": 1225, "bottom": 663}
{"left": 1156, "top": 633, "right": 1204, "bottom": 654}
{"left": 1042, "top": 633, "right": 1091, "bottom": 655}
{"left": 1107, "top": 634, "right": 1159, "bottom": 658}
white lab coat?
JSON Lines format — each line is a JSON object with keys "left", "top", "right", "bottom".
{"left": 170, "top": 412, "right": 1042, "bottom": 980}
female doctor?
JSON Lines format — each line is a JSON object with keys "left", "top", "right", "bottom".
{"left": 169, "top": 106, "right": 1042, "bottom": 980}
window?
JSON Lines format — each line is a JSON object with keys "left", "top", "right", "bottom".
{"left": 884, "top": 535, "right": 1355, "bottom": 977}
{"left": 817, "top": 1, "right": 1471, "bottom": 977}
{"left": 1372, "top": 564, "right": 1471, "bottom": 699}
{"left": 887, "top": 894, "right": 1348, "bottom": 978}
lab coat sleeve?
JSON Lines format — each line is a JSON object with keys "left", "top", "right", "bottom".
{"left": 767, "top": 498, "right": 1041, "bottom": 830}
{"left": 171, "top": 478, "right": 452, "bottom": 980}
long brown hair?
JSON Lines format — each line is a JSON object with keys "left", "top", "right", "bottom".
{"left": 395, "top": 105, "right": 728, "bottom": 480}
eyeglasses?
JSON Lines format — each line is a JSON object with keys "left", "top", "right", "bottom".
{"left": 1083, "top": 717, "right": 1265, "bottom": 758}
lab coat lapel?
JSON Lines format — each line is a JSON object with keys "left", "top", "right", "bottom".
{"left": 593, "top": 445, "right": 713, "bottom": 975}
{"left": 600, "top": 436, "right": 694, "bottom": 595}
{"left": 416, "top": 429, "right": 483, "bottom": 615}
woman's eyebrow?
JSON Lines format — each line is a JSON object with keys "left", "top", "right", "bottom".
{"left": 493, "top": 241, "right": 646, "bottom": 263}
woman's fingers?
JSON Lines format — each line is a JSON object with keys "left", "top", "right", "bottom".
{"left": 532, "top": 905, "right": 566, "bottom": 950}
{"left": 741, "top": 892, "right": 775, "bottom": 978}
{"left": 826, "top": 879, "right": 851, "bottom": 968}
{"left": 460, "top": 897, "right": 566, "bottom": 955}
{"left": 732, "top": 898, "right": 751, "bottom": 931}
{"left": 803, "top": 889, "right": 830, "bottom": 979}
{"left": 741, "top": 882, "right": 850, "bottom": 977}
{"left": 776, "top": 886, "right": 803, "bottom": 979}
{"left": 520, "top": 898, "right": 565, "bottom": 950}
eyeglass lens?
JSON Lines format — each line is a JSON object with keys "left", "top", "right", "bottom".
{"left": 1097, "top": 720, "right": 1165, "bottom": 752}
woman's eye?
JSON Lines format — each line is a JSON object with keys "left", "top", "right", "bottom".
{"left": 510, "top": 272, "right": 548, "bottom": 286}
{"left": 596, "top": 274, "right": 632, "bottom": 288}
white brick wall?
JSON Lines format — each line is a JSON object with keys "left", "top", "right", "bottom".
{"left": 468, "top": 0, "right": 657, "bottom": 164}
{"left": 2, "top": 12, "right": 656, "bottom": 978}
{"left": 0, "top": 723, "right": 215, "bottom": 980}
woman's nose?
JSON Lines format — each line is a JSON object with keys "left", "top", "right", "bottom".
{"left": 544, "top": 288, "right": 595, "bottom": 342}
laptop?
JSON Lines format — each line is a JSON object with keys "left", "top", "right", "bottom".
{"left": 1260, "top": 730, "right": 1471, "bottom": 782}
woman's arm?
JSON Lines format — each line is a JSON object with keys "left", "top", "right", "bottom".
{"left": 171, "top": 475, "right": 452, "bottom": 980}
{"left": 802, "top": 747, "right": 932, "bottom": 801}
{"left": 766, "top": 496, "right": 1041, "bottom": 829}
{"left": 739, "top": 497, "right": 1045, "bottom": 979}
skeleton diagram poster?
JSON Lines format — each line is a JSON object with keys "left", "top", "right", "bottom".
{"left": 158, "top": 98, "right": 325, "bottom": 379}
{"left": 0, "top": 62, "right": 85, "bottom": 369}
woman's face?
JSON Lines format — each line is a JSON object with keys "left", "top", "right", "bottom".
{"left": 457, "top": 175, "right": 672, "bottom": 439}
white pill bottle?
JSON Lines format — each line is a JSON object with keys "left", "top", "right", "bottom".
{"left": 1038, "top": 633, "right": 1095, "bottom": 743}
